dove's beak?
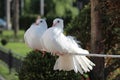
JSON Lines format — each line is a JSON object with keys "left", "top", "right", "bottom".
{"left": 52, "top": 22, "right": 57, "bottom": 27}
{"left": 35, "top": 19, "right": 40, "bottom": 25}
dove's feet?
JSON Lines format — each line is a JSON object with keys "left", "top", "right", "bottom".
{"left": 55, "top": 51, "right": 64, "bottom": 56}
{"left": 35, "top": 49, "right": 39, "bottom": 52}
{"left": 41, "top": 51, "right": 46, "bottom": 57}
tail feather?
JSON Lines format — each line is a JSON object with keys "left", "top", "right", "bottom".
{"left": 75, "top": 56, "right": 90, "bottom": 72}
{"left": 75, "top": 56, "right": 95, "bottom": 73}
{"left": 54, "top": 55, "right": 74, "bottom": 71}
{"left": 54, "top": 54, "right": 95, "bottom": 74}
{"left": 73, "top": 57, "right": 83, "bottom": 74}
{"left": 82, "top": 56, "right": 95, "bottom": 69}
{"left": 81, "top": 56, "right": 93, "bottom": 70}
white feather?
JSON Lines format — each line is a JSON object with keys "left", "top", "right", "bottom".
{"left": 24, "top": 19, "right": 48, "bottom": 50}
{"left": 41, "top": 18, "right": 95, "bottom": 74}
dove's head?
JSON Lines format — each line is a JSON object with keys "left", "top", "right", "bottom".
{"left": 39, "top": 19, "right": 48, "bottom": 28}
{"left": 52, "top": 18, "right": 64, "bottom": 28}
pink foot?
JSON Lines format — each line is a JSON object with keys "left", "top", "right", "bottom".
{"left": 41, "top": 51, "right": 46, "bottom": 57}
{"left": 55, "top": 52, "right": 64, "bottom": 56}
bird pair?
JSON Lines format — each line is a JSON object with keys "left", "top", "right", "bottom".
{"left": 24, "top": 18, "right": 95, "bottom": 74}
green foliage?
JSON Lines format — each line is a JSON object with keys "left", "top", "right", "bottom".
{"left": 18, "top": 51, "right": 82, "bottom": 80}
{"left": 65, "top": 4, "right": 91, "bottom": 48}
{"left": 99, "top": 1, "right": 120, "bottom": 79}
{"left": 2, "top": 42, "right": 31, "bottom": 57}
{"left": 44, "top": 0, "right": 55, "bottom": 17}
{"left": 99, "top": 0, "right": 120, "bottom": 52}
{"left": 52, "top": 0, "right": 79, "bottom": 17}
{"left": 0, "top": 30, "right": 31, "bottom": 58}
{"left": 0, "top": 60, "right": 19, "bottom": 80}
{"left": 23, "top": 0, "right": 79, "bottom": 18}
{"left": 29, "top": 0, "right": 40, "bottom": 14}
{"left": 24, "top": 0, "right": 32, "bottom": 14}
{"left": 65, "top": 2, "right": 120, "bottom": 79}
{"left": 0, "top": 0, "right": 5, "bottom": 18}
{"left": 0, "top": 30, "right": 24, "bottom": 41}
{"left": 20, "top": 0, "right": 80, "bottom": 31}
{"left": 19, "top": 15, "right": 37, "bottom": 30}
{"left": 1, "top": 39, "right": 7, "bottom": 46}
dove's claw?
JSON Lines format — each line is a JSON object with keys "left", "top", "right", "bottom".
{"left": 35, "top": 49, "right": 39, "bottom": 52}
{"left": 42, "top": 51, "right": 46, "bottom": 57}
{"left": 55, "top": 52, "right": 64, "bottom": 56}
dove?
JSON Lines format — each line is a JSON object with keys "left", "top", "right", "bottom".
{"left": 24, "top": 19, "right": 48, "bottom": 51}
{"left": 41, "top": 18, "right": 95, "bottom": 74}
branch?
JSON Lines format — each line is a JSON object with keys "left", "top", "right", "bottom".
{"left": 104, "top": 59, "right": 120, "bottom": 77}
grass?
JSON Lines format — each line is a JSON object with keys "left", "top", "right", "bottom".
{"left": 0, "top": 30, "right": 32, "bottom": 57}
{"left": 0, "top": 42, "right": 32, "bottom": 57}
{"left": 0, "top": 60, "right": 19, "bottom": 80}
{"left": 0, "top": 30, "right": 25, "bottom": 42}
{"left": 0, "top": 30, "right": 31, "bottom": 80}
{"left": 1, "top": 30, "right": 24, "bottom": 38}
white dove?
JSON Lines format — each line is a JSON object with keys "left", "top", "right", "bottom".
{"left": 41, "top": 18, "right": 95, "bottom": 74}
{"left": 24, "top": 19, "right": 48, "bottom": 51}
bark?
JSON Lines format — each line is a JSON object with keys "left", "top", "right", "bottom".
{"left": 12, "top": 0, "right": 19, "bottom": 37}
{"left": 90, "top": 0, "right": 105, "bottom": 80}
{"left": 6, "top": 0, "right": 11, "bottom": 30}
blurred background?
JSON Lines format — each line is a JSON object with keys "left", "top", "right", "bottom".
{"left": 0, "top": 0, "right": 119, "bottom": 80}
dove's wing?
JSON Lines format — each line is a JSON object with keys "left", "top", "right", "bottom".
{"left": 24, "top": 24, "right": 36, "bottom": 48}
{"left": 50, "top": 32, "right": 88, "bottom": 54}
{"left": 24, "top": 19, "right": 48, "bottom": 50}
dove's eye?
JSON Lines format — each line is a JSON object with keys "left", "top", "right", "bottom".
{"left": 57, "top": 20, "right": 60, "bottom": 23}
{"left": 40, "top": 21, "right": 43, "bottom": 23}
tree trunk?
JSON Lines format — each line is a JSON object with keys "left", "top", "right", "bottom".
{"left": 6, "top": 0, "right": 11, "bottom": 30}
{"left": 90, "top": 0, "right": 105, "bottom": 80}
{"left": 13, "top": 0, "right": 19, "bottom": 37}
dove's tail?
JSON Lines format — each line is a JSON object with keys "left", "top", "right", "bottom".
{"left": 54, "top": 55, "right": 74, "bottom": 71}
{"left": 54, "top": 54, "right": 95, "bottom": 74}
{"left": 73, "top": 55, "right": 95, "bottom": 74}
